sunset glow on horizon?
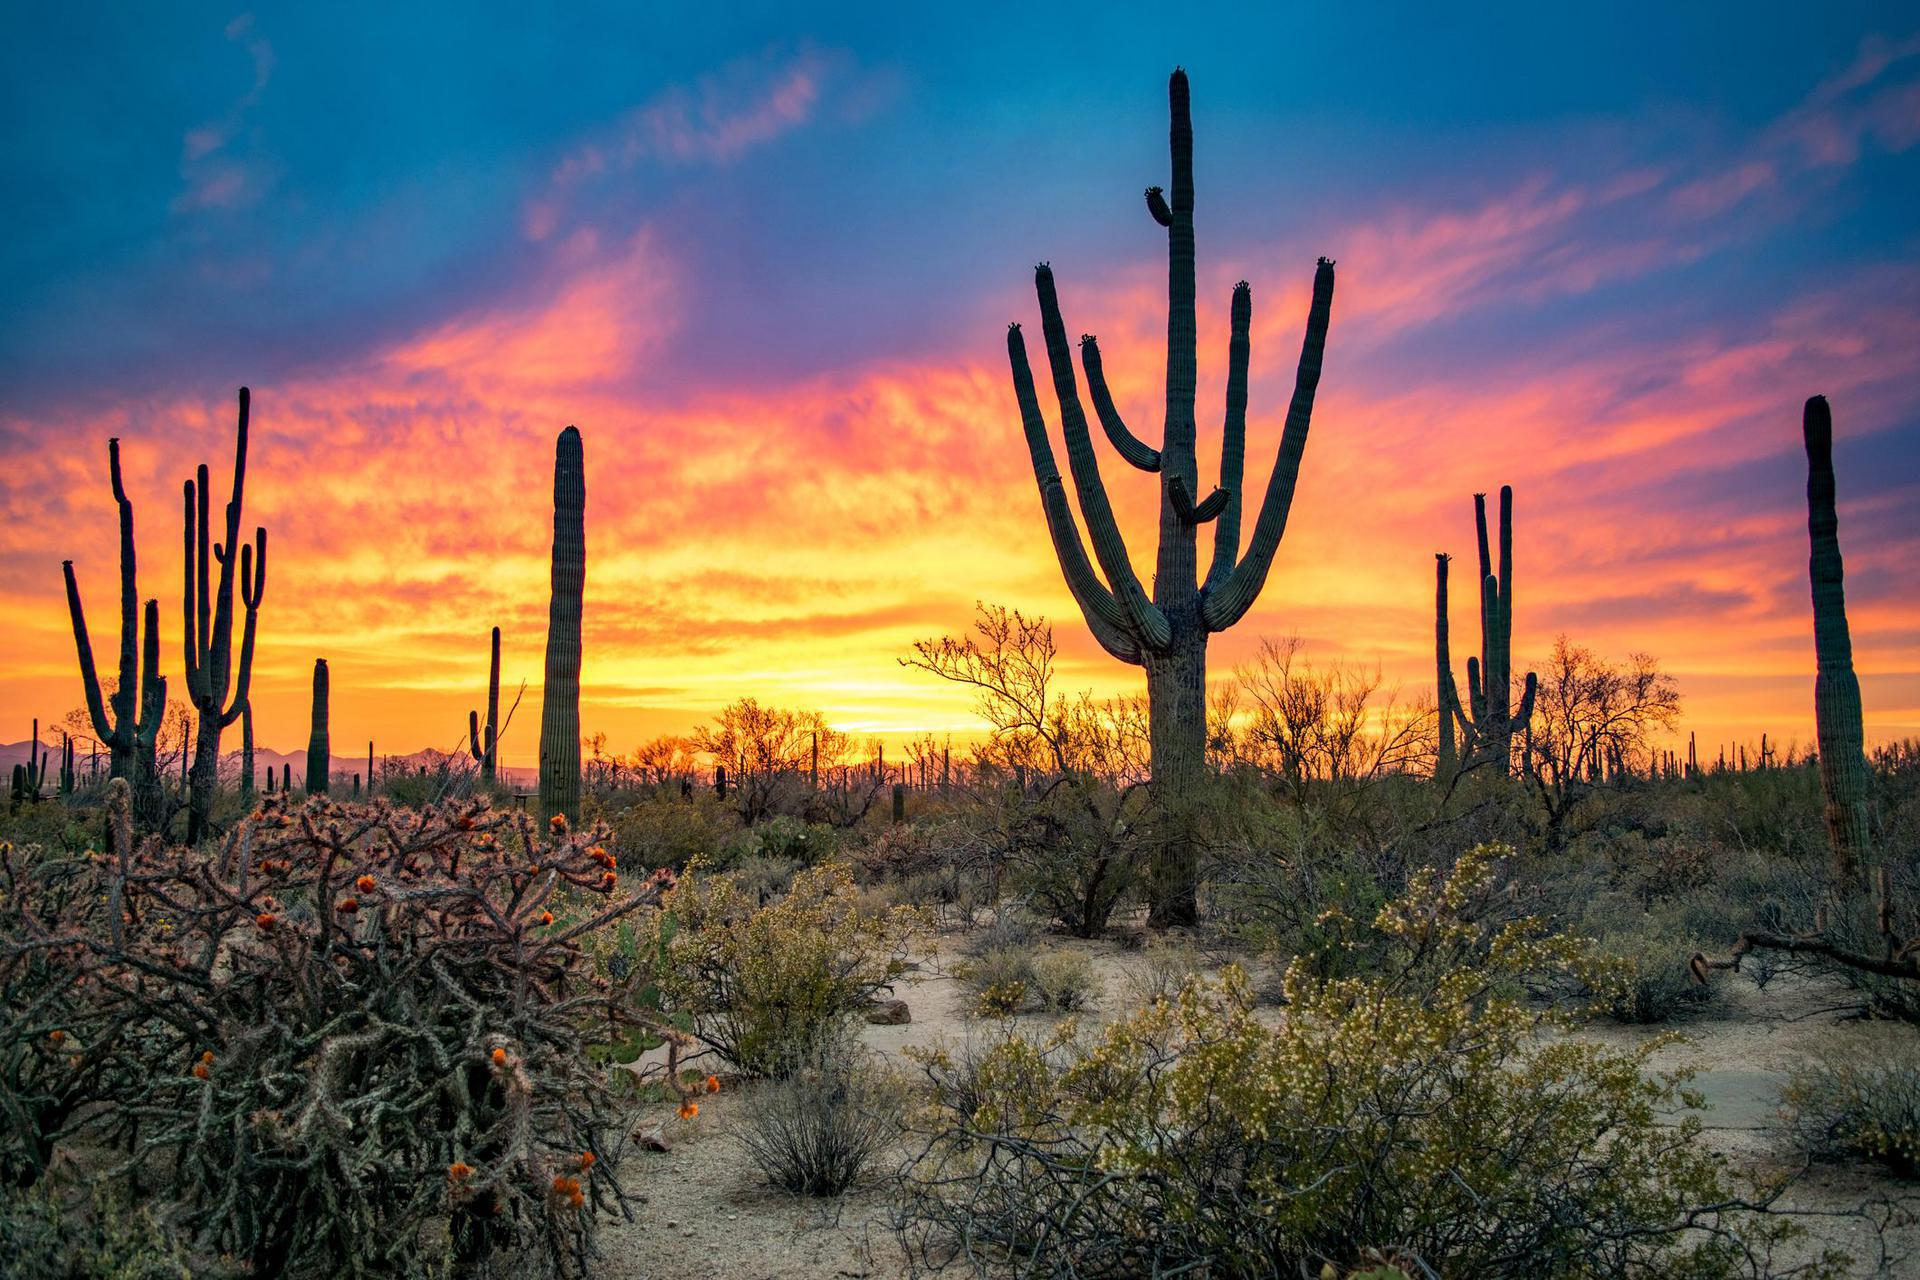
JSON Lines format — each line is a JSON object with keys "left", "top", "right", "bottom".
{"left": 4, "top": 7, "right": 1919, "bottom": 765}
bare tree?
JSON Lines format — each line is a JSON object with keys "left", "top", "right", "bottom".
{"left": 1523, "top": 636, "right": 1681, "bottom": 851}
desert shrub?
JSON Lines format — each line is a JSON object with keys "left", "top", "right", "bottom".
{"left": 604, "top": 793, "right": 738, "bottom": 872}
{"left": 2, "top": 785, "right": 671, "bottom": 1278}
{"left": 986, "top": 778, "right": 1152, "bottom": 939}
{"left": 1029, "top": 949, "right": 1100, "bottom": 1012}
{"left": 896, "top": 844, "right": 1835, "bottom": 1278}
{"left": 962, "top": 904, "right": 1041, "bottom": 958}
{"left": 648, "top": 861, "right": 921, "bottom": 1076}
{"left": 1593, "top": 924, "right": 1717, "bottom": 1023}
{"left": 1783, "top": 1039, "right": 1920, "bottom": 1178}
{"left": 729, "top": 854, "right": 801, "bottom": 904}
{"left": 0, "top": 1182, "right": 197, "bottom": 1279}
{"left": 736, "top": 1032, "right": 904, "bottom": 1196}
{"left": 955, "top": 946, "right": 1036, "bottom": 1017}
{"left": 1209, "top": 821, "right": 1394, "bottom": 983}
{"left": 1120, "top": 937, "right": 1209, "bottom": 1008}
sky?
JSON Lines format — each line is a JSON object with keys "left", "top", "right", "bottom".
{"left": 3, "top": 3, "right": 1919, "bottom": 765}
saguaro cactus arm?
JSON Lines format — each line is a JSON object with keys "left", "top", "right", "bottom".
{"left": 1203, "top": 282, "right": 1253, "bottom": 593}
{"left": 1008, "top": 325, "right": 1144, "bottom": 664}
{"left": 1032, "top": 264, "right": 1170, "bottom": 649}
{"left": 1167, "top": 476, "right": 1229, "bottom": 524}
{"left": 1201, "top": 257, "right": 1335, "bottom": 631}
{"left": 63, "top": 562, "right": 115, "bottom": 746}
{"left": 1078, "top": 336, "right": 1160, "bottom": 472}
{"left": 183, "top": 388, "right": 265, "bottom": 731}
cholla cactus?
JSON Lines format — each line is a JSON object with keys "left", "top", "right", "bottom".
{"left": 1436, "top": 487, "right": 1536, "bottom": 777}
{"left": 0, "top": 795, "right": 673, "bottom": 1275}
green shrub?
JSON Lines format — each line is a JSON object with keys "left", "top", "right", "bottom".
{"left": 604, "top": 793, "right": 739, "bottom": 872}
{"left": 1783, "top": 1039, "right": 1920, "bottom": 1178}
{"left": 896, "top": 844, "right": 1837, "bottom": 1278}
{"left": 649, "top": 861, "right": 921, "bottom": 1076}
{"left": 1595, "top": 927, "right": 1716, "bottom": 1023}
{"left": 1120, "top": 937, "right": 1209, "bottom": 1008}
{"left": 955, "top": 946, "right": 1036, "bottom": 1018}
{"left": 1030, "top": 949, "right": 1101, "bottom": 1012}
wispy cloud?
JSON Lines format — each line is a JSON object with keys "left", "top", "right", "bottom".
{"left": 172, "top": 13, "right": 279, "bottom": 214}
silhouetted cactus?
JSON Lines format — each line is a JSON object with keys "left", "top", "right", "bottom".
{"left": 59, "top": 732, "right": 74, "bottom": 794}
{"left": 1007, "top": 69, "right": 1335, "bottom": 924}
{"left": 14, "top": 720, "right": 47, "bottom": 803}
{"left": 1436, "top": 487, "right": 1536, "bottom": 777}
{"left": 183, "top": 387, "right": 267, "bottom": 843}
{"left": 306, "top": 658, "right": 330, "bottom": 795}
{"left": 469, "top": 626, "right": 501, "bottom": 785}
{"left": 1805, "top": 394, "right": 1870, "bottom": 880}
{"left": 240, "top": 702, "right": 255, "bottom": 798}
{"left": 539, "top": 428, "right": 585, "bottom": 827}
{"left": 63, "top": 438, "right": 166, "bottom": 801}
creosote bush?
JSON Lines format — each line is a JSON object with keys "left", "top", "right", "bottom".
{"left": 1783, "top": 1039, "right": 1920, "bottom": 1179}
{"left": 647, "top": 861, "right": 921, "bottom": 1076}
{"left": 1, "top": 788, "right": 673, "bottom": 1278}
{"left": 896, "top": 844, "right": 1841, "bottom": 1278}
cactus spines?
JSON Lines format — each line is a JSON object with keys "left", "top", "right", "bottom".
{"left": 469, "top": 626, "right": 501, "bottom": 785}
{"left": 1007, "top": 69, "right": 1335, "bottom": 925}
{"left": 306, "top": 658, "right": 330, "bottom": 795}
{"left": 1437, "top": 486, "right": 1536, "bottom": 777}
{"left": 183, "top": 387, "right": 267, "bottom": 843}
{"left": 538, "top": 427, "right": 585, "bottom": 827}
{"left": 63, "top": 438, "right": 166, "bottom": 793}
{"left": 1805, "top": 395, "right": 1870, "bottom": 880}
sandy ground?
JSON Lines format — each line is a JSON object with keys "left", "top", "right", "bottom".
{"left": 598, "top": 932, "right": 1920, "bottom": 1279}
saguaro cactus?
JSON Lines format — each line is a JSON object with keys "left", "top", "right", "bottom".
{"left": 1804, "top": 395, "right": 1870, "bottom": 880}
{"left": 469, "top": 626, "right": 502, "bottom": 786}
{"left": 183, "top": 387, "right": 268, "bottom": 842}
{"left": 306, "top": 658, "right": 330, "bottom": 795}
{"left": 538, "top": 427, "right": 585, "bottom": 826}
{"left": 1436, "top": 487, "right": 1536, "bottom": 777}
{"left": 1008, "top": 69, "right": 1335, "bottom": 925}
{"left": 63, "top": 438, "right": 166, "bottom": 791}
{"left": 240, "top": 702, "right": 255, "bottom": 798}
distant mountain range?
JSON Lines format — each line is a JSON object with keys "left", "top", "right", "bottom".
{"left": 0, "top": 740, "right": 536, "bottom": 791}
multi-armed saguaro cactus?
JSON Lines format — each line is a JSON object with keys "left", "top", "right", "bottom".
{"left": 469, "top": 626, "right": 501, "bottom": 786}
{"left": 306, "top": 658, "right": 330, "bottom": 795}
{"left": 539, "top": 428, "right": 585, "bottom": 826}
{"left": 1008, "top": 69, "right": 1335, "bottom": 925}
{"left": 63, "top": 438, "right": 167, "bottom": 799}
{"left": 1805, "top": 395, "right": 1870, "bottom": 880}
{"left": 1436, "top": 487, "right": 1537, "bottom": 777}
{"left": 183, "top": 387, "right": 267, "bottom": 842}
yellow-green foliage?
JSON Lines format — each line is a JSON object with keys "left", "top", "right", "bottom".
{"left": 648, "top": 862, "right": 921, "bottom": 1076}
{"left": 901, "top": 844, "right": 1839, "bottom": 1278}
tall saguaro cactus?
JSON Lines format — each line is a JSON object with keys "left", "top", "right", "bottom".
{"left": 306, "top": 658, "right": 330, "bottom": 795}
{"left": 1804, "top": 395, "right": 1870, "bottom": 880}
{"left": 183, "top": 387, "right": 267, "bottom": 842}
{"left": 539, "top": 428, "right": 585, "bottom": 827}
{"left": 1008, "top": 69, "right": 1335, "bottom": 924}
{"left": 63, "top": 438, "right": 167, "bottom": 795}
{"left": 469, "top": 626, "right": 501, "bottom": 786}
{"left": 1436, "top": 487, "right": 1536, "bottom": 777}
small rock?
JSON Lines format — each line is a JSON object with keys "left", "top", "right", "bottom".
{"left": 864, "top": 998, "right": 911, "bottom": 1026}
{"left": 666, "top": 1219, "right": 679, "bottom": 1230}
{"left": 633, "top": 1124, "right": 672, "bottom": 1153}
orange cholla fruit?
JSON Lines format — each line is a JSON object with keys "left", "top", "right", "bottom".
{"left": 448, "top": 1162, "right": 473, "bottom": 1181}
{"left": 578, "top": 1151, "right": 596, "bottom": 1169}
{"left": 551, "top": 1174, "right": 580, "bottom": 1195}
{"left": 48, "top": 1030, "right": 64, "bottom": 1045}
{"left": 192, "top": 1063, "right": 209, "bottom": 1080}
{"left": 678, "top": 1100, "right": 699, "bottom": 1120}
{"left": 491, "top": 1047, "right": 508, "bottom": 1066}
{"left": 336, "top": 897, "right": 359, "bottom": 913}
{"left": 540, "top": 911, "right": 554, "bottom": 926}
{"left": 600, "top": 871, "right": 617, "bottom": 891}
{"left": 254, "top": 912, "right": 277, "bottom": 931}
{"left": 355, "top": 874, "right": 376, "bottom": 893}
{"left": 201, "top": 1050, "right": 215, "bottom": 1064}
{"left": 549, "top": 814, "right": 568, "bottom": 833}
{"left": 706, "top": 1074, "right": 720, "bottom": 1094}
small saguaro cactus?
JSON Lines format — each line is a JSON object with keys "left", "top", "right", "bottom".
{"left": 306, "top": 659, "right": 330, "bottom": 795}
{"left": 1008, "top": 68, "right": 1336, "bottom": 925}
{"left": 59, "top": 731, "right": 75, "bottom": 794}
{"left": 469, "top": 626, "right": 502, "bottom": 785}
{"left": 182, "top": 387, "right": 268, "bottom": 843}
{"left": 63, "top": 438, "right": 167, "bottom": 794}
{"left": 538, "top": 428, "right": 585, "bottom": 827}
{"left": 1436, "top": 487, "right": 1536, "bottom": 777}
{"left": 1804, "top": 395, "right": 1870, "bottom": 881}
{"left": 17, "top": 719, "right": 47, "bottom": 801}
